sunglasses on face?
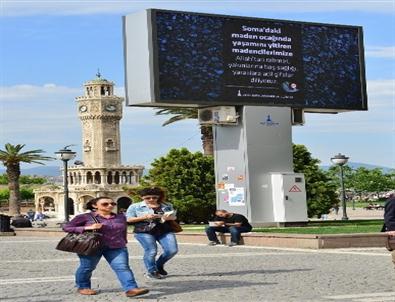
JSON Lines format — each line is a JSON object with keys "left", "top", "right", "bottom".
{"left": 99, "top": 202, "right": 117, "bottom": 207}
{"left": 142, "top": 196, "right": 159, "bottom": 200}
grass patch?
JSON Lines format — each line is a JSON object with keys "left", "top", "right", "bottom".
{"left": 253, "top": 225, "right": 382, "bottom": 234}
{"left": 179, "top": 219, "right": 384, "bottom": 234}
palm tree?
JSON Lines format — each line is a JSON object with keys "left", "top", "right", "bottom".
{"left": 0, "top": 143, "right": 53, "bottom": 216}
{"left": 155, "top": 108, "right": 213, "bottom": 156}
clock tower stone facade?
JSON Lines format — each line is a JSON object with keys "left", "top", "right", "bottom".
{"left": 76, "top": 73, "right": 122, "bottom": 167}
{"left": 34, "top": 73, "right": 144, "bottom": 218}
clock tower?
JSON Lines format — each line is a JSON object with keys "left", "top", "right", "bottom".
{"left": 34, "top": 73, "right": 144, "bottom": 218}
{"left": 76, "top": 72, "right": 122, "bottom": 167}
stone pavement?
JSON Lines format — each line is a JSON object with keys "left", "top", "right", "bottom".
{"left": 325, "top": 207, "right": 384, "bottom": 221}
{"left": 1, "top": 236, "right": 395, "bottom": 302}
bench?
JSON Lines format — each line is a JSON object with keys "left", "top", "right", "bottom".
{"left": 216, "top": 232, "right": 252, "bottom": 245}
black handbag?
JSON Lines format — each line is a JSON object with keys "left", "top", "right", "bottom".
{"left": 386, "top": 235, "right": 395, "bottom": 251}
{"left": 56, "top": 214, "right": 103, "bottom": 256}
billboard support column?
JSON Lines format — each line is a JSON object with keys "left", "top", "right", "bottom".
{"left": 213, "top": 106, "right": 308, "bottom": 225}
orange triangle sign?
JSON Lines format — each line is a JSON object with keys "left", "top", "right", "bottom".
{"left": 289, "top": 185, "right": 302, "bottom": 192}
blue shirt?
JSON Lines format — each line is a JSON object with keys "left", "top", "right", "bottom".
{"left": 63, "top": 212, "right": 127, "bottom": 249}
{"left": 126, "top": 201, "right": 174, "bottom": 218}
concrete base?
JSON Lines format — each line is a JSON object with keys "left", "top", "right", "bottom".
{"left": 13, "top": 228, "right": 388, "bottom": 249}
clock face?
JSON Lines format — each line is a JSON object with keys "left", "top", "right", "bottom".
{"left": 79, "top": 105, "right": 88, "bottom": 113}
{"left": 105, "top": 104, "right": 117, "bottom": 112}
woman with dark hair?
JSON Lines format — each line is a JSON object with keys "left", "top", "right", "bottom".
{"left": 62, "top": 196, "right": 149, "bottom": 297}
{"left": 126, "top": 187, "right": 179, "bottom": 279}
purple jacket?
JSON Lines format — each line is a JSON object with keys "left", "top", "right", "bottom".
{"left": 63, "top": 212, "right": 128, "bottom": 249}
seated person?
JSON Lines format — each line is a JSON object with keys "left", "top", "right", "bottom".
{"left": 205, "top": 209, "right": 252, "bottom": 246}
{"left": 11, "top": 215, "right": 32, "bottom": 228}
{"left": 33, "top": 211, "right": 45, "bottom": 221}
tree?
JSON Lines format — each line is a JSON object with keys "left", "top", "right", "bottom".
{"left": 141, "top": 148, "right": 216, "bottom": 223}
{"left": 349, "top": 167, "right": 395, "bottom": 200}
{"left": 155, "top": 108, "right": 213, "bottom": 156}
{"left": 293, "top": 144, "right": 338, "bottom": 218}
{"left": 0, "top": 144, "right": 53, "bottom": 215}
{"left": 0, "top": 174, "right": 47, "bottom": 185}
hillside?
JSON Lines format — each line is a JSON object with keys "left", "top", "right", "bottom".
{"left": 0, "top": 162, "right": 392, "bottom": 177}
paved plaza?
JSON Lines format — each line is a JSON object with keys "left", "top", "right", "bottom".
{"left": 1, "top": 236, "right": 395, "bottom": 302}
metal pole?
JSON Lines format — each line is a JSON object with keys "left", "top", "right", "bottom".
{"left": 63, "top": 159, "right": 69, "bottom": 223}
{"left": 340, "top": 165, "right": 348, "bottom": 220}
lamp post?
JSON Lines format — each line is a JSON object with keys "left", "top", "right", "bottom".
{"left": 55, "top": 146, "right": 76, "bottom": 224}
{"left": 331, "top": 153, "right": 349, "bottom": 220}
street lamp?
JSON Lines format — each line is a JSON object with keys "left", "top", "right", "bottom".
{"left": 331, "top": 153, "right": 349, "bottom": 220}
{"left": 55, "top": 145, "right": 76, "bottom": 224}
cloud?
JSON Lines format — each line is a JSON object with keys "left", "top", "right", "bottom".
{"left": 0, "top": 78, "right": 393, "bottom": 167}
{"left": 2, "top": 0, "right": 394, "bottom": 17}
{"left": 0, "top": 84, "right": 80, "bottom": 103}
{"left": 366, "top": 79, "right": 395, "bottom": 109}
{"left": 366, "top": 46, "right": 395, "bottom": 59}
{"left": 0, "top": 82, "right": 202, "bottom": 167}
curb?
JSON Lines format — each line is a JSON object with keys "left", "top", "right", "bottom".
{"left": 12, "top": 228, "right": 387, "bottom": 249}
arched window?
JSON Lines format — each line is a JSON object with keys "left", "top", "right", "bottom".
{"left": 86, "top": 172, "right": 93, "bottom": 184}
{"left": 94, "top": 171, "right": 101, "bottom": 184}
{"left": 121, "top": 171, "right": 127, "bottom": 184}
{"left": 106, "top": 139, "right": 114, "bottom": 148}
{"left": 107, "top": 171, "right": 113, "bottom": 184}
{"left": 114, "top": 171, "right": 120, "bottom": 184}
{"left": 129, "top": 172, "right": 135, "bottom": 184}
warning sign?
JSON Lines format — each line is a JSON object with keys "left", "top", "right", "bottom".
{"left": 289, "top": 185, "right": 302, "bottom": 192}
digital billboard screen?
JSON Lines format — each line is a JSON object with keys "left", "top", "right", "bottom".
{"left": 123, "top": 9, "right": 367, "bottom": 111}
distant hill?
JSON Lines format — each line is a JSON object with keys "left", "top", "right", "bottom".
{"left": 0, "top": 162, "right": 392, "bottom": 176}
{"left": 0, "top": 166, "right": 60, "bottom": 176}
{"left": 321, "top": 162, "right": 394, "bottom": 173}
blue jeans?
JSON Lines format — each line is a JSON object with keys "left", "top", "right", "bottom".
{"left": 76, "top": 247, "right": 138, "bottom": 291}
{"left": 134, "top": 232, "right": 178, "bottom": 274}
{"left": 205, "top": 226, "right": 252, "bottom": 243}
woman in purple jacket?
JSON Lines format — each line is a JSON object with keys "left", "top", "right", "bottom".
{"left": 63, "top": 196, "right": 149, "bottom": 297}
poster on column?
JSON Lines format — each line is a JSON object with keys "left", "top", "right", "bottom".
{"left": 229, "top": 187, "right": 245, "bottom": 206}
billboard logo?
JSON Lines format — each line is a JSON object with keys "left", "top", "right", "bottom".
{"left": 282, "top": 81, "right": 299, "bottom": 93}
{"left": 289, "top": 185, "right": 302, "bottom": 192}
{"left": 260, "top": 115, "right": 279, "bottom": 126}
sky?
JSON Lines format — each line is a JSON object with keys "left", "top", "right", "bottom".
{"left": 0, "top": 0, "right": 394, "bottom": 171}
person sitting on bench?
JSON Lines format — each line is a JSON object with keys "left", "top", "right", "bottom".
{"left": 205, "top": 210, "right": 252, "bottom": 247}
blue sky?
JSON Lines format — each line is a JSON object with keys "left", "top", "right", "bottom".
{"left": 0, "top": 0, "right": 394, "bottom": 170}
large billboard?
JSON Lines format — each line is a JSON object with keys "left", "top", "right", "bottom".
{"left": 123, "top": 9, "right": 367, "bottom": 112}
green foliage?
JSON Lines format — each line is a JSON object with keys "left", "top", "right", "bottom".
{"left": 0, "top": 189, "right": 9, "bottom": 205}
{"left": 0, "top": 187, "right": 34, "bottom": 201}
{"left": 0, "top": 174, "right": 46, "bottom": 185}
{"left": 0, "top": 143, "right": 53, "bottom": 215}
{"left": 142, "top": 148, "right": 216, "bottom": 223}
{"left": 293, "top": 144, "right": 338, "bottom": 218}
{"left": 0, "top": 174, "right": 7, "bottom": 185}
{"left": 326, "top": 166, "right": 395, "bottom": 200}
{"left": 350, "top": 168, "right": 395, "bottom": 196}
{"left": 20, "top": 187, "right": 34, "bottom": 200}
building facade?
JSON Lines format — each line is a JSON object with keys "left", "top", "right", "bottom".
{"left": 35, "top": 74, "right": 144, "bottom": 218}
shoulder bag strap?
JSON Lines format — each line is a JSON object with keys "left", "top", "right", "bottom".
{"left": 88, "top": 213, "right": 100, "bottom": 223}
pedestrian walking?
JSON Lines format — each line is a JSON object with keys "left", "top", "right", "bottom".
{"left": 62, "top": 196, "right": 149, "bottom": 297}
{"left": 126, "top": 187, "right": 179, "bottom": 279}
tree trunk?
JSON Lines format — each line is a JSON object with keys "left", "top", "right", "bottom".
{"left": 200, "top": 125, "right": 213, "bottom": 156}
{"left": 6, "top": 163, "right": 21, "bottom": 216}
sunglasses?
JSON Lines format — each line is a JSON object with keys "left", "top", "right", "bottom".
{"left": 142, "top": 196, "right": 159, "bottom": 200}
{"left": 99, "top": 202, "right": 117, "bottom": 207}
